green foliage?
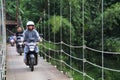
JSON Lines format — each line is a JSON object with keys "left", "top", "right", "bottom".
{"left": 47, "top": 15, "right": 75, "bottom": 44}
{"left": 103, "top": 3, "right": 120, "bottom": 37}
{"left": 39, "top": 41, "right": 58, "bottom": 53}
{"left": 105, "top": 38, "right": 120, "bottom": 52}
{"left": 6, "top": 0, "right": 17, "bottom": 20}
{"left": 48, "top": 15, "right": 62, "bottom": 33}
{"left": 6, "top": 0, "right": 120, "bottom": 80}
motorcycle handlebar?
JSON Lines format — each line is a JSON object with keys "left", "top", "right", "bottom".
{"left": 24, "top": 42, "right": 39, "bottom": 46}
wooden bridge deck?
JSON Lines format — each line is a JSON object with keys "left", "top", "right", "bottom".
{"left": 6, "top": 45, "right": 69, "bottom": 80}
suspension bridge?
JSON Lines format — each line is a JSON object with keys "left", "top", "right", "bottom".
{"left": 0, "top": 0, "right": 70, "bottom": 80}
{"left": 0, "top": 0, "right": 120, "bottom": 80}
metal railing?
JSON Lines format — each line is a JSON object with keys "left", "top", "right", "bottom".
{"left": 0, "top": 0, "right": 6, "bottom": 80}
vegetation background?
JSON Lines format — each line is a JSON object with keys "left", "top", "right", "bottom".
{"left": 6, "top": 0, "right": 120, "bottom": 80}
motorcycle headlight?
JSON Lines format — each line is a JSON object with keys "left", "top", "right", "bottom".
{"left": 11, "top": 40, "right": 14, "bottom": 42}
{"left": 30, "top": 48, "right": 34, "bottom": 51}
{"left": 29, "top": 46, "right": 35, "bottom": 51}
{"left": 19, "top": 42, "right": 23, "bottom": 45}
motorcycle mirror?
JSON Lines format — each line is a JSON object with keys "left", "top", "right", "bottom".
{"left": 39, "top": 34, "right": 43, "bottom": 37}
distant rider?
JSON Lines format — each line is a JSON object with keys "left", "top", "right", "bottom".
{"left": 15, "top": 26, "right": 24, "bottom": 48}
{"left": 16, "top": 26, "right": 23, "bottom": 38}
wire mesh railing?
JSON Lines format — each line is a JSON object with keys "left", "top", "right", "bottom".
{"left": 36, "top": 0, "right": 120, "bottom": 80}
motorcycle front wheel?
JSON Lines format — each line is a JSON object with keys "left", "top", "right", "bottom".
{"left": 30, "top": 58, "right": 34, "bottom": 71}
{"left": 20, "top": 53, "right": 22, "bottom": 56}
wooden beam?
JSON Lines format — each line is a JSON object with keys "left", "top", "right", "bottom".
{"left": 6, "top": 20, "right": 17, "bottom": 25}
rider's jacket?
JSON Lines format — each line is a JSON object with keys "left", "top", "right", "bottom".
{"left": 23, "top": 29, "right": 40, "bottom": 42}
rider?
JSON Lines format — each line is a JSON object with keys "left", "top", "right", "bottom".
{"left": 23, "top": 21, "right": 42, "bottom": 63}
{"left": 9, "top": 34, "right": 15, "bottom": 43}
{"left": 15, "top": 26, "right": 24, "bottom": 47}
{"left": 16, "top": 26, "right": 23, "bottom": 37}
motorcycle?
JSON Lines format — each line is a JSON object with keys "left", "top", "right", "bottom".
{"left": 25, "top": 38, "right": 38, "bottom": 71}
{"left": 9, "top": 36, "right": 15, "bottom": 46}
{"left": 16, "top": 35, "right": 24, "bottom": 55}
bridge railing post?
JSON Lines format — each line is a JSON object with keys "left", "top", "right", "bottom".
{"left": 0, "top": 0, "right": 6, "bottom": 80}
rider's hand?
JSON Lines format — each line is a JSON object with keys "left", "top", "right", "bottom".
{"left": 38, "top": 37, "right": 43, "bottom": 42}
{"left": 40, "top": 38, "right": 42, "bottom": 42}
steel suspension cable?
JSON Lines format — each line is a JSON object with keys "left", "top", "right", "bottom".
{"left": 48, "top": 0, "right": 51, "bottom": 63}
{"left": 60, "top": 0, "right": 63, "bottom": 72}
{"left": 41, "top": 41, "right": 120, "bottom": 74}
{"left": 82, "top": 0, "right": 85, "bottom": 79}
{"left": 69, "top": 0, "right": 72, "bottom": 74}
{"left": 40, "top": 1, "right": 120, "bottom": 79}
{"left": 40, "top": 49, "right": 94, "bottom": 80}
{"left": 43, "top": 10, "right": 46, "bottom": 60}
{"left": 40, "top": 18, "right": 42, "bottom": 34}
{"left": 53, "top": 0, "right": 56, "bottom": 66}
{"left": 102, "top": 0, "right": 104, "bottom": 80}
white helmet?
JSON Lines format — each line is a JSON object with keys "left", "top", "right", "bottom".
{"left": 26, "top": 21, "right": 34, "bottom": 26}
